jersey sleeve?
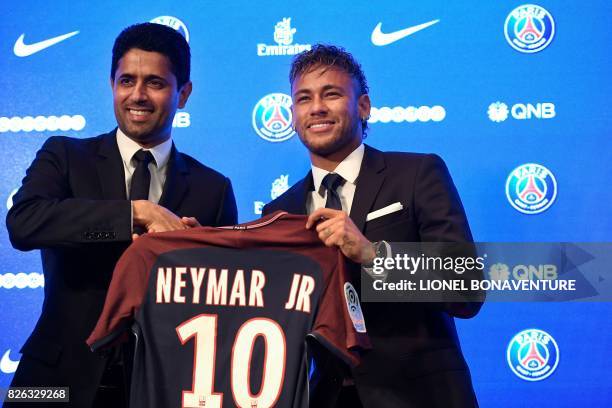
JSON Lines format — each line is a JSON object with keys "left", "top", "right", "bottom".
{"left": 86, "top": 239, "right": 153, "bottom": 351}
{"left": 310, "top": 250, "right": 371, "bottom": 367}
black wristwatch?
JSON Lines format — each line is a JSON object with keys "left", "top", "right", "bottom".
{"left": 363, "top": 240, "right": 391, "bottom": 268}
{"left": 373, "top": 240, "right": 391, "bottom": 259}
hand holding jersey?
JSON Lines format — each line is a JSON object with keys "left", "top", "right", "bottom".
{"left": 132, "top": 199, "right": 188, "bottom": 233}
{"left": 306, "top": 208, "right": 376, "bottom": 265}
{"left": 88, "top": 212, "right": 370, "bottom": 408}
{"left": 6, "top": 23, "right": 238, "bottom": 408}
{"left": 262, "top": 45, "right": 480, "bottom": 408}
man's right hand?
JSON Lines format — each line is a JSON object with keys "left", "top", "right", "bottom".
{"left": 132, "top": 200, "right": 188, "bottom": 234}
{"left": 180, "top": 216, "right": 201, "bottom": 228}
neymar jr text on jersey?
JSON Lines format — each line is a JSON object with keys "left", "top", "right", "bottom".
{"left": 155, "top": 267, "right": 315, "bottom": 313}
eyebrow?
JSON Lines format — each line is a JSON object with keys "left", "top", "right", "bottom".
{"left": 117, "top": 73, "right": 167, "bottom": 82}
{"left": 293, "top": 84, "right": 344, "bottom": 95}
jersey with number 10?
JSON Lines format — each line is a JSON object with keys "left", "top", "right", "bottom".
{"left": 87, "top": 212, "right": 370, "bottom": 408}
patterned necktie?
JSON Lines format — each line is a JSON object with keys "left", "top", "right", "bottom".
{"left": 129, "top": 150, "right": 155, "bottom": 200}
{"left": 321, "top": 173, "right": 346, "bottom": 210}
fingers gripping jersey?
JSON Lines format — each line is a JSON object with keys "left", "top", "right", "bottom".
{"left": 87, "top": 212, "right": 370, "bottom": 408}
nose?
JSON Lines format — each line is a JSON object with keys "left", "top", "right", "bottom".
{"left": 309, "top": 95, "right": 328, "bottom": 116}
{"left": 129, "top": 82, "right": 148, "bottom": 103}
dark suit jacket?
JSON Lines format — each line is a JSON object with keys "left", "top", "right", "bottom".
{"left": 263, "top": 144, "right": 481, "bottom": 408}
{"left": 5, "top": 130, "right": 237, "bottom": 407}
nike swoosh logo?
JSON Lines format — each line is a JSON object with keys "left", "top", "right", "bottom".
{"left": 0, "top": 349, "right": 20, "bottom": 374}
{"left": 14, "top": 30, "right": 79, "bottom": 57}
{"left": 371, "top": 20, "right": 439, "bottom": 46}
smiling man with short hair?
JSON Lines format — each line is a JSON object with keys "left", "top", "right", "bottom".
{"left": 264, "top": 44, "right": 481, "bottom": 408}
{"left": 6, "top": 23, "right": 237, "bottom": 407}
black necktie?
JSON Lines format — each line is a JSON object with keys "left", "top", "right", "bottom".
{"left": 321, "top": 173, "right": 345, "bottom": 210}
{"left": 129, "top": 150, "right": 155, "bottom": 200}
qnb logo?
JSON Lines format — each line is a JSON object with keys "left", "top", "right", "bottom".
{"left": 488, "top": 102, "right": 555, "bottom": 122}
{"left": 506, "top": 163, "right": 557, "bottom": 214}
{"left": 489, "top": 263, "right": 558, "bottom": 281}
{"left": 254, "top": 174, "right": 290, "bottom": 215}
{"left": 0, "top": 115, "right": 86, "bottom": 133}
{"left": 257, "top": 18, "right": 312, "bottom": 57}
{"left": 507, "top": 329, "right": 559, "bottom": 381}
{"left": 172, "top": 112, "right": 190, "bottom": 128}
{"left": 488, "top": 263, "right": 511, "bottom": 281}
{"left": 369, "top": 106, "right": 446, "bottom": 124}
{"left": 0, "top": 272, "right": 44, "bottom": 289}
{"left": 150, "top": 16, "right": 190, "bottom": 42}
{"left": 504, "top": 5, "right": 555, "bottom": 53}
{"left": 487, "top": 102, "right": 510, "bottom": 122}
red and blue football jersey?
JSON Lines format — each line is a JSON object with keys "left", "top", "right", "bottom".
{"left": 87, "top": 212, "right": 370, "bottom": 408}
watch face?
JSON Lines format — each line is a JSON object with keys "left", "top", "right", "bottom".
{"left": 375, "top": 241, "right": 388, "bottom": 259}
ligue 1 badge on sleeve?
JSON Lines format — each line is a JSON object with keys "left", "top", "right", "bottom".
{"left": 504, "top": 4, "right": 555, "bottom": 53}
{"left": 507, "top": 328, "right": 560, "bottom": 381}
{"left": 344, "top": 283, "right": 366, "bottom": 333}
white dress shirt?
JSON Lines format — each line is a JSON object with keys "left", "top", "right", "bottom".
{"left": 116, "top": 128, "right": 172, "bottom": 204}
{"left": 307, "top": 144, "right": 365, "bottom": 214}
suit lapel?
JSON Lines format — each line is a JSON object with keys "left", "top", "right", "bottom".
{"left": 350, "top": 144, "right": 386, "bottom": 232}
{"left": 281, "top": 171, "right": 313, "bottom": 215}
{"left": 95, "top": 130, "right": 128, "bottom": 199}
{"left": 158, "top": 145, "right": 189, "bottom": 212}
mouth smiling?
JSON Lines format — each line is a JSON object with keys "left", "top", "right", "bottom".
{"left": 127, "top": 107, "right": 153, "bottom": 121}
{"left": 307, "top": 120, "right": 335, "bottom": 131}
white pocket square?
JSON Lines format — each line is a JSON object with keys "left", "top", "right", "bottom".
{"left": 366, "top": 202, "right": 404, "bottom": 222}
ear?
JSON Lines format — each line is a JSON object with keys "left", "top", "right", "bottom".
{"left": 358, "top": 93, "right": 371, "bottom": 121}
{"left": 177, "top": 81, "right": 193, "bottom": 109}
{"left": 291, "top": 103, "right": 296, "bottom": 129}
{"left": 290, "top": 86, "right": 297, "bottom": 129}
{"left": 110, "top": 77, "right": 115, "bottom": 90}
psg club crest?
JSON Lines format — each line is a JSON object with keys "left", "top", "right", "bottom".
{"left": 504, "top": 5, "right": 555, "bottom": 53}
{"left": 150, "top": 16, "right": 190, "bottom": 42}
{"left": 507, "top": 328, "right": 560, "bottom": 381}
{"left": 252, "top": 93, "right": 295, "bottom": 142}
{"left": 506, "top": 163, "right": 557, "bottom": 214}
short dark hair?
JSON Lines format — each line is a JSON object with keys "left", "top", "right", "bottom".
{"left": 289, "top": 44, "right": 369, "bottom": 135}
{"left": 111, "top": 23, "right": 190, "bottom": 88}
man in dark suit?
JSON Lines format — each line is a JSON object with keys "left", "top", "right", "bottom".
{"left": 5, "top": 23, "right": 237, "bottom": 407}
{"left": 263, "top": 44, "right": 481, "bottom": 407}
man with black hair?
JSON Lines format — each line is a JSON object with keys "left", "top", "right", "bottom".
{"left": 263, "top": 44, "right": 481, "bottom": 408}
{"left": 6, "top": 23, "right": 237, "bottom": 407}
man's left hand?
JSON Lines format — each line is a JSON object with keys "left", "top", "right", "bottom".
{"left": 306, "top": 208, "right": 375, "bottom": 264}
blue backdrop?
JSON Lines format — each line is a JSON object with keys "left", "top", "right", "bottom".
{"left": 1, "top": 1, "right": 611, "bottom": 406}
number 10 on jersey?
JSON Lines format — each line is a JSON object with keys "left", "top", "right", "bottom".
{"left": 176, "top": 314, "right": 286, "bottom": 407}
